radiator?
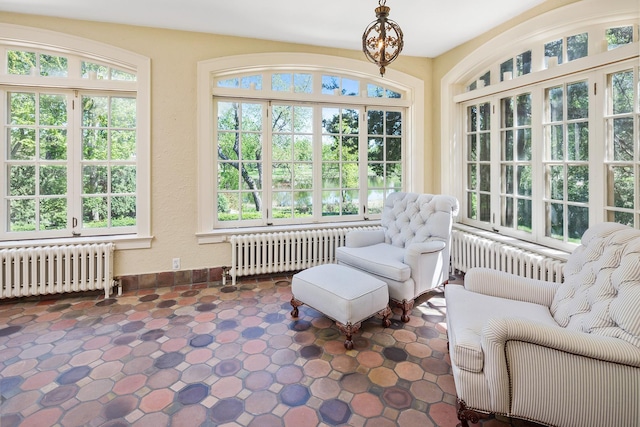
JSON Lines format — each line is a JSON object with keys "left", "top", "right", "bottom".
{"left": 0, "top": 243, "right": 119, "bottom": 299}
{"left": 229, "top": 227, "right": 380, "bottom": 285}
{"left": 450, "top": 229, "right": 566, "bottom": 283}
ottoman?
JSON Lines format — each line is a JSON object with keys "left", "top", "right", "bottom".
{"left": 290, "top": 264, "right": 391, "bottom": 349}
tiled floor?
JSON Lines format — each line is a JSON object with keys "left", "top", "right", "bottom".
{"left": 0, "top": 274, "right": 542, "bottom": 427}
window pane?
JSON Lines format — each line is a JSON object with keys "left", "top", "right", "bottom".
{"left": 503, "top": 165, "right": 513, "bottom": 194}
{"left": 516, "top": 129, "right": 531, "bottom": 161}
{"left": 111, "top": 196, "right": 136, "bottom": 226}
{"left": 568, "top": 122, "right": 588, "bottom": 161}
{"left": 40, "top": 129, "right": 67, "bottom": 160}
{"left": 82, "top": 129, "right": 108, "bottom": 160}
{"left": 9, "top": 165, "right": 36, "bottom": 195}
{"left": 549, "top": 125, "right": 563, "bottom": 160}
{"left": 516, "top": 51, "right": 532, "bottom": 76}
{"left": 548, "top": 86, "right": 563, "bottom": 122}
{"left": 545, "top": 39, "right": 563, "bottom": 65}
{"left": 517, "top": 198, "right": 532, "bottom": 232}
{"left": 567, "top": 33, "right": 588, "bottom": 61}
{"left": 293, "top": 192, "right": 312, "bottom": 218}
{"left": 83, "top": 165, "right": 108, "bottom": 194}
{"left": 568, "top": 205, "right": 588, "bottom": 241}
{"left": 294, "top": 74, "right": 313, "bottom": 94}
{"left": 7, "top": 50, "right": 36, "bottom": 75}
{"left": 609, "top": 166, "right": 634, "bottom": 209}
{"left": 567, "top": 81, "right": 588, "bottom": 120}
{"left": 479, "top": 194, "right": 491, "bottom": 222}
{"left": 500, "top": 59, "right": 513, "bottom": 82}
{"left": 479, "top": 164, "right": 490, "bottom": 192}
{"left": 606, "top": 26, "right": 634, "bottom": 50}
{"left": 549, "top": 165, "right": 564, "bottom": 200}
{"left": 612, "top": 70, "right": 634, "bottom": 114}
{"left": 82, "top": 96, "right": 108, "bottom": 127}
{"left": 502, "top": 196, "right": 514, "bottom": 227}
{"left": 9, "top": 128, "right": 36, "bottom": 160}
{"left": 111, "top": 166, "right": 136, "bottom": 193}
{"left": 567, "top": 165, "right": 588, "bottom": 202}
{"left": 516, "top": 94, "right": 531, "bottom": 126}
{"left": 40, "top": 54, "right": 68, "bottom": 77}
{"left": 547, "top": 202, "right": 564, "bottom": 239}
{"left": 272, "top": 73, "right": 292, "bottom": 92}
{"left": 82, "top": 196, "right": 107, "bottom": 228}
{"left": 111, "top": 97, "right": 136, "bottom": 128}
{"left": 40, "top": 198, "right": 67, "bottom": 230}
{"left": 40, "top": 94, "right": 67, "bottom": 126}
{"left": 613, "top": 118, "right": 634, "bottom": 161}
{"left": 218, "top": 193, "right": 239, "bottom": 221}
{"left": 111, "top": 130, "right": 136, "bottom": 160}
{"left": 40, "top": 166, "right": 67, "bottom": 195}
{"left": 342, "top": 78, "right": 360, "bottom": 96}
{"left": 479, "top": 103, "right": 490, "bottom": 131}
{"left": 10, "top": 92, "right": 36, "bottom": 125}
{"left": 10, "top": 199, "right": 36, "bottom": 231}
{"left": 517, "top": 165, "right": 532, "bottom": 196}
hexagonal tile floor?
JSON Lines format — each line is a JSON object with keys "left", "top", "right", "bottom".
{"left": 0, "top": 274, "right": 544, "bottom": 427}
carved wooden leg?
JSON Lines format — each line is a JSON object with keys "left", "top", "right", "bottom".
{"left": 379, "top": 305, "right": 392, "bottom": 327}
{"left": 398, "top": 299, "right": 414, "bottom": 323}
{"left": 290, "top": 297, "right": 303, "bottom": 317}
{"left": 456, "top": 399, "right": 490, "bottom": 427}
{"left": 336, "top": 321, "right": 361, "bottom": 350}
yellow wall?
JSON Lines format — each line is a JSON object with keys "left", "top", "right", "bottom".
{"left": 1, "top": 12, "right": 431, "bottom": 276}
{"left": 1, "top": 2, "right": 581, "bottom": 276}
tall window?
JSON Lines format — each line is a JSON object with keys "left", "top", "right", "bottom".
{"left": 543, "top": 80, "right": 590, "bottom": 243}
{"left": 454, "top": 17, "right": 639, "bottom": 251}
{"left": 1, "top": 26, "right": 150, "bottom": 244}
{"left": 210, "top": 68, "right": 408, "bottom": 228}
{"left": 605, "top": 68, "right": 639, "bottom": 226}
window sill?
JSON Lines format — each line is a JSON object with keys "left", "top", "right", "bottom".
{"left": 0, "top": 235, "right": 154, "bottom": 250}
{"left": 453, "top": 223, "right": 570, "bottom": 262}
{"left": 196, "top": 220, "right": 382, "bottom": 244}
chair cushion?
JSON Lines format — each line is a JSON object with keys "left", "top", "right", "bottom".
{"left": 382, "top": 192, "right": 459, "bottom": 248}
{"left": 551, "top": 222, "right": 640, "bottom": 348}
{"left": 446, "top": 285, "right": 558, "bottom": 373}
{"left": 336, "top": 243, "right": 410, "bottom": 282}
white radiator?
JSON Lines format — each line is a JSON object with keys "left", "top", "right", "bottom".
{"left": 229, "top": 227, "right": 380, "bottom": 285}
{"left": 450, "top": 229, "right": 566, "bottom": 283}
{"left": 0, "top": 243, "right": 118, "bottom": 299}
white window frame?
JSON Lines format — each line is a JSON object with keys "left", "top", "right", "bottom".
{"left": 0, "top": 24, "right": 151, "bottom": 249}
{"left": 441, "top": 0, "right": 640, "bottom": 253}
{"left": 197, "top": 53, "right": 424, "bottom": 243}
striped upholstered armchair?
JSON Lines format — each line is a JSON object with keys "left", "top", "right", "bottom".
{"left": 445, "top": 222, "right": 640, "bottom": 427}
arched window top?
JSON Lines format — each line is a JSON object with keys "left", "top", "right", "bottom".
{"left": 213, "top": 69, "right": 404, "bottom": 101}
{"left": 202, "top": 53, "right": 419, "bottom": 108}
{"left": 0, "top": 23, "right": 148, "bottom": 92}
{"left": 442, "top": 0, "right": 639, "bottom": 100}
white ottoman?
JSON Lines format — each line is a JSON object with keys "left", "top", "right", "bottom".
{"left": 290, "top": 264, "right": 391, "bottom": 349}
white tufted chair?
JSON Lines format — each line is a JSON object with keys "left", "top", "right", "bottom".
{"left": 445, "top": 222, "right": 640, "bottom": 427}
{"left": 336, "top": 192, "right": 459, "bottom": 322}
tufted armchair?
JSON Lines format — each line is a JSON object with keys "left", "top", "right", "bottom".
{"left": 336, "top": 192, "right": 459, "bottom": 322}
{"left": 445, "top": 222, "right": 640, "bottom": 427}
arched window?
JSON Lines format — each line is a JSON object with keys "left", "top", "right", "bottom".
{"left": 196, "top": 53, "right": 424, "bottom": 238}
{"left": 0, "top": 24, "right": 151, "bottom": 248}
{"left": 441, "top": 0, "right": 639, "bottom": 251}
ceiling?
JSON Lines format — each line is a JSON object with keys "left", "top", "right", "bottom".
{"left": 0, "top": 0, "right": 548, "bottom": 57}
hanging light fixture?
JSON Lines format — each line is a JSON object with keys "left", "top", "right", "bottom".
{"left": 362, "top": 0, "right": 404, "bottom": 77}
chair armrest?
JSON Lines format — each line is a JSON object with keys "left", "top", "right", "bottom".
{"left": 405, "top": 241, "right": 446, "bottom": 257}
{"left": 483, "top": 317, "right": 640, "bottom": 368}
{"left": 404, "top": 241, "right": 448, "bottom": 292}
{"left": 465, "top": 267, "right": 560, "bottom": 307}
{"left": 345, "top": 229, "right": 385, "bottom": 248}
{"left": 481, "top": 317, "right": 640, "bottom": 418}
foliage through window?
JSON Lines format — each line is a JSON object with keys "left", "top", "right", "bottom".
{"left": 212, "top": 71, "right": 405, "bottom": 227}
{"left": 1, "top": 39, "right": 145, "bottom": 241}
{"left": 458, "top": 20, "right": 640, "bottom": 249}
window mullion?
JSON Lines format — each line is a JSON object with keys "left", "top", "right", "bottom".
{"left": 69, "top": 90, "right": 81, "bottom": 236}
{"left": 264, "top": 101, "right": 272, "bottom": 226}
{"left": 490, "top": 98, "right": 501, "bottom": 230}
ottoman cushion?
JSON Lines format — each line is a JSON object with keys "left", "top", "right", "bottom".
{"left": 292, "top": 264, "right": 388, "bottom": 325}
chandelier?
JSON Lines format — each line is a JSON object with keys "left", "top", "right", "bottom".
{"left": 362, "top": 0, "right": 404, "bottom": 77}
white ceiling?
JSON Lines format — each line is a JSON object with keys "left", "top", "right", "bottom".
{"left": 0, "top": 0, "right": 547, "bottom": 57}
